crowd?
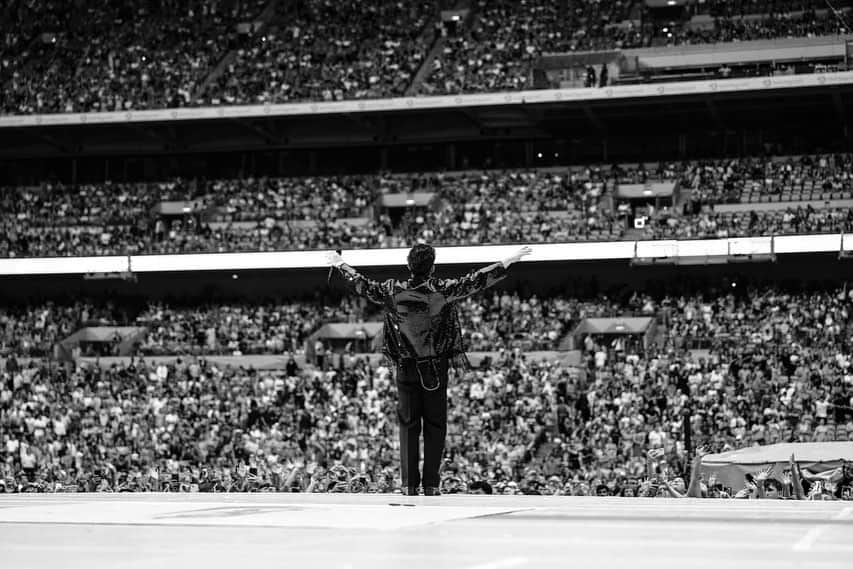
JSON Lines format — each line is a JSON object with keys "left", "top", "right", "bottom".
{"left": 4, "top": 153, "right": 853, "bottom": 257}
{"left": 456, "top": 293, "right": 611, "bottom": 352}
{"left": 0, "top": 178, "right": 196, "bottom": 257}
{"left": 419, "top": 0, "right": 851, "bottom": 95}
{"left": 137, "top": 298, "right": 368, "bottom": 356}
{"left": 394, "top": 168, "right": 619, "bottom": 246}
{"left": 200, "top": 0, "right": 447, "bottom": 105}
{"left": 691, "top": 0, "right": 841, "bottom": 17}
{"left": 3, "top": 0, "right": 853, "bottom": 114}
{"left": 206, "top": 175, "right": 375, "bottom": 223}
{"left": 1, "top": 1, "right": 251, "bottom": 115}
{"left": 0, "top": 301, "right": 126, "bottom": 358}
{"left": 679, "top": 154, "right": 853, "bottom": 206}
{"left": 0, "top": 167, "right": 618, "bottom": 257}
{"left": 658, "top": 7, "right": 851, "bottom": 47}
{"left": 1, "top": 284, "right": 852, "bottom": 496}
{"left": 643, "top": 205, "right": 853, "bottom": 240}
{"left": 626, "top": 153, "right": 853, "bottom": 240}
{"left": 420, "top": 0, "right": 642, "bottom": 95}
{"left": 6, "top": 154, "right": 853, "bottom": 257}
{"left": 0, "top": 289, "right": 577, "bottom": 359}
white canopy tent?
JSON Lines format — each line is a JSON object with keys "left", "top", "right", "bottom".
{"left": 700, "top": 441, "right": 853, "bottom": 493}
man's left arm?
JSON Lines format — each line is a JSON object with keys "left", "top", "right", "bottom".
{"left": 440, "top": 246, "right": 532, "bottom": 302}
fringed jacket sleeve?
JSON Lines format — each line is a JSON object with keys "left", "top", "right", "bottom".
{"left": 335, "top": 263, "right": 393, "bottom": 306}
{"left": 437, "top": 262, "right": 508, "bottom": 303}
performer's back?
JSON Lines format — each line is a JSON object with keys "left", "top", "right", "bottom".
{"left": 391, "top": 281, "right": 453, "bottom": 359}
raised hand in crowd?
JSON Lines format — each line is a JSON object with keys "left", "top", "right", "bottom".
{"left": 790, "top": 454, "right": 805, "bottom": 500}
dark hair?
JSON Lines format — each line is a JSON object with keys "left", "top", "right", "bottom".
{"left": 469, "top": 480, "right": 493, "bottom": 494}
{"left": 407, "top": 244, "right": 435, "bottom": 278}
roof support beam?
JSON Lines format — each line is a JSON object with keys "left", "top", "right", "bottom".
{"left": 343, "top": 112, "right": 381, "bottom": 133}
{"left": 122, "top": 124, "right": 172, "bottom": 148}
{"left": 704, "top": 96, "right": 725, "bottom": 130}
{"left": 582, "top": 104, "right": 605, "bottom": 134}
{"left": 832, "top": 88, "right": 848, "bottom": 127}
{"left": 20, "top": 129, "right": 74, "bottom": 153}
{"left": 460, "top": 109, "right": 484, "bottom": 130}
{"left": 229, "top": 118, "right": 284, "bottom": 145}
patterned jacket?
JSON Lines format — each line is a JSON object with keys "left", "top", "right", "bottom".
{"left": 334, "top": 261, "right": 508, "bottom": 366}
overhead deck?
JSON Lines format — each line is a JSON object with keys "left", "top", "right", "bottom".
{"left": 2, "top": 72, "right": 852, "bottom": 159}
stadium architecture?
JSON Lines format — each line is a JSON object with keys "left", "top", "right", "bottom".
{"left": 4, "top": 42, "right": 853, "bottom": 296}
{"left": 3, "top": 36, "right": 853, "bottom": 173}
{"left": 3, "top": 7, "right": 853, "bottom": 567}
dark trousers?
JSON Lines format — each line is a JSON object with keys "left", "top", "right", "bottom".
{"left": 395, "top": 358, "right": 449, "bottom": 489}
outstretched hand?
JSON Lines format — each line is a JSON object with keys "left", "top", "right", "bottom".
{"left": 325, "top": 251, "right": 345, "bottom": 267}
{"left": 647, "top": 448, "right": 665, "bottom": 460}
{"left": 754, "top": 465, "right": 773, "bottom": 482}
{"left": 693, "top": 445, "right": 709, "bottom": 463}
{"left": 502, "top": 246, "right": 533, "bottom": 268}
{"left": 808, "top": 480, "right": 823, "bottom": 499}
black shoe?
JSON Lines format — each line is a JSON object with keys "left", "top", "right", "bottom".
{"left": 424, "top": 486, "right": 441, "bottom": 496}
{"left": 401, "top": 487, "right": 419, "bottom": 496}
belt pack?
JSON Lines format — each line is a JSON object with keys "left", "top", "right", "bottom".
{"left": 412, "top": 357, "right": 444, "bottom": 392}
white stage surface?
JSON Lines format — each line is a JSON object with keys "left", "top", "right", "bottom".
{"left": 0, "top": 493, "right": 851, "bottom": 569}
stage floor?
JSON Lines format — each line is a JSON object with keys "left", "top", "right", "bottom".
{"left": 0, "top": 493, "right": 851, "bottom": 569}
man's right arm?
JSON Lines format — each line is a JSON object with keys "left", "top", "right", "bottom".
{"left": 326, "top": 251, "right": 390, "bottom": 305}
{"left": 790, "top": 453, "right": 805, "bottom": 500}
{"left": 686, "top": 446, "right": 708, "bottom": 498}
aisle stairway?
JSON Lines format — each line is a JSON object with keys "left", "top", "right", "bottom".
{"left": 194, "top": 0, "right": 283, "bottom": 101}
{"left": 407, "top": 0, "right": 473, "bottom": 96}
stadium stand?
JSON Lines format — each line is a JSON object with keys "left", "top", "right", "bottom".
{"left": 420, "top": 0, "right": 853, "bottom": 94}
{"left": 2, "top": 0, "right": 852, "bottom": 112}
{"left": 0, "top": 1, "right": 254, "bottom": 114}
{"left": 2, "top": 1, "right": 853, "bottom": 507}
{"left": 1, "top": 286, "right": 851, "bottom": 495}
{"left": 199, "top": 0, "right": 448, "bottom": 105}
{"left": 135, "top": 298, "right": 369, "bottom": 356}
{"left": 421, "top": 0, "right": 644, "bottom": 95}
{"left": 661, "top": 1, "right": 851, "bottom": 46}
{"left": 0, "top": 291, "right": 574, "bottom": 358}
{"left": 4, "top": 154, "right": 853, "bottom": 257}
